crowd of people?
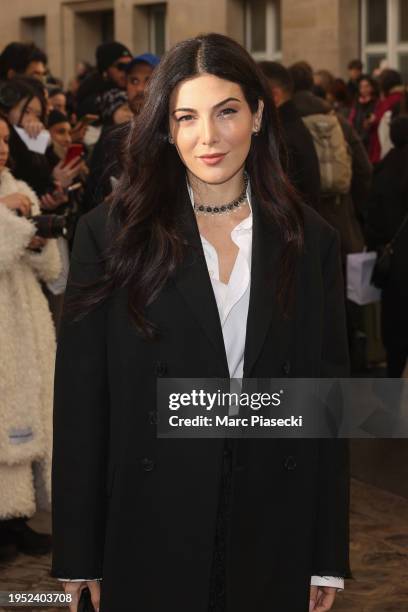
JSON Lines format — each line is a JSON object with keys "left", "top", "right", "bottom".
{"left": 0, "top": 39, "right": 159, "bottom": 562}
{"left": 0, "top": 36, "right": 407, "bottom": 572}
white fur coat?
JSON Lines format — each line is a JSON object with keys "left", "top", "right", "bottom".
{"left": 0, "top": 169, "right": 61, "bottom": 519}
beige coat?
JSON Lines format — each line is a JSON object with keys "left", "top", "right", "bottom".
{"left": 0, "top": 168, "right": 60, "bottom": 519}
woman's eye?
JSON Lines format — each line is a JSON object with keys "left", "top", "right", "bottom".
{"left": 176, "top": 114, "right": 194, "bottom": 122}
{"left": 219, "top": 108, "right": 237, "bottom": 117}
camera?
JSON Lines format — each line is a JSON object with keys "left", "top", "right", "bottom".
{"left": 29, "top": 182, "right": 82, "bottom": 242}
{"left": 30, "top": 213, "right": 69, "bottom": 239}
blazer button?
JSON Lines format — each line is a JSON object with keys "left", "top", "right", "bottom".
{"left": 282, "top": 360, "right": 291, "bottom": 376}
{"left": 148, "top": 410, "right": 158, "bottom": 425}
{"left": 283, "top": 456, "right": 297, "bottom": 471}
{"left": 155, "top": 361, "right": 167, "bottom": 376}
{"left": 141, "top": 458, "right": 155, "bottom": 472}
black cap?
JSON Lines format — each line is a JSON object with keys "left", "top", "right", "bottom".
{"left": 96, "top": 41, "right": 131, "bottom": 74}
{"left": 48, "top": 109, "right": 69, "bottom": 128}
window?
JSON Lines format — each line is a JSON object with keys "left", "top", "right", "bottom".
{"left": 361, "top": 0, "right": 408, "bottom": 79}
{"left": 74, "top": 8, "right": 114, "bottom": 66}
{"left": 367, "top": 53, "right": 387, "bottom": 73}
{"left": 399, "top": 53, "right": 408, "bottom": 81}
{"left": 149, "top": 4, "right": 166, "bottom": 56}
{"left": 400, "top": 0, "right": 408, "bottom": 41}
{"left": 21, "top": 16, "right": 46, "bottom": 51}
{"left": 244, "top": 0, "right": 281, "bottom": 60}
{"left": 133, "top": 3, "right": 166, "bottom": 57}
{"left": 367, "top": 0, "right": 387, "bottom": 43}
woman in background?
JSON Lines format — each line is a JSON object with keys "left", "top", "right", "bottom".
{"left": 349, "top": 76, "right": 379, "bottom": 151}
{"left": 0, "top": 78, "right": 83, "bottom": 198}
{"left": 0, "top": 114, "right": 60, "bottom": 560}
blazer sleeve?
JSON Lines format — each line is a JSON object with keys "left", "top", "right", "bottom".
{"left": 51, "top": 213, "right": 109, "bottom": 579}
{"left": 313, "top": 229, "right": 352, "bottom": 579}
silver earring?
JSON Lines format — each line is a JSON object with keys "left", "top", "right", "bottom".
{"left": 168, "top": 135, "right": 174, "bottom": 144}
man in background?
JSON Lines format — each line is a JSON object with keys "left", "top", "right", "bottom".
{"left": 76, "top": 41, "right": 132, "bottom": 118}
{"left": 347, "top": 59, "right": 364, "bottom": 100}
{"left": 258, "top": 61, "right": 320, "bottom": 209}
{"left": 0, "top": 42, "right": 47, "bottom": 81}
{"left": 83, "top": 53, "right": 160, "bottom": 211}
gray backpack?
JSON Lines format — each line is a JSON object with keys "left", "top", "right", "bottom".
{"left": 302, "top": 112, "right": 352, "bottom": 195}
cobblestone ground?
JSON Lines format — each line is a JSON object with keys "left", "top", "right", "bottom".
{"left": 0, "top": 512, "right": 61, "bottom": 612}
{"left": 0, "top": 478, "right": 408, "bottom": 611}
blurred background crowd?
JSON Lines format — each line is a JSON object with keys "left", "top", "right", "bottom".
{"left": 0, "top": 19, "right": 407, "bottom": 570}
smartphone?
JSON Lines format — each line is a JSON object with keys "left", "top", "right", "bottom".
{"left": 63, "top": 143, "right": 84, "bottom": 167}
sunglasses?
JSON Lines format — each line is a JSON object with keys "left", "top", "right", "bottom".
{"left": 113, "top": 61, "right": 130, "bottom": 71}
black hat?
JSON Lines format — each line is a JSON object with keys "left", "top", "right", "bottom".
{"left": 48, "top": 109, "right": 69, "bottom": 128}
{"left": 96, "top": 41, "right": 131, "bottom": 74}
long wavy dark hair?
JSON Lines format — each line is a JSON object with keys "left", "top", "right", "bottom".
{"left": 78, "top": 33, "right": 305, "bottom": 338}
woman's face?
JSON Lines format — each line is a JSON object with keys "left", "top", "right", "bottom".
{"left": 8, "top": 96, "right": 42, "bottom": 126}
{"left": 50, "top": 122, "right": 72, "bottom": 150}
{"left": 0, "top": 119, "right": 10, "bottom": 172}
{"left": 169, "top": 74, "right": 263, "bottom": 185}
{"left": 359, "top": 79, "right": 373, "bottom": 98}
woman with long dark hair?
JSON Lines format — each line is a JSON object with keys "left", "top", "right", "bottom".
{"left": 0, "top": 77, "right": 83, "bottom": 197}
{"left": 349, "top": 76, "right": 379, "bottom": 151}
{"left": 52, "top": 34, "right": 350, "bottom": 612}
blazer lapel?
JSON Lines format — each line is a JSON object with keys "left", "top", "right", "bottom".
{"left": 243, "top": 196, "right": 284, "bottom": 377}
{"left": 173, "top": 186, "right": 229, "bottom": 376}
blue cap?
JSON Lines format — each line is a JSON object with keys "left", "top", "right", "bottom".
{"left": 126, "top": 53, "right": 161, "bottom": 71}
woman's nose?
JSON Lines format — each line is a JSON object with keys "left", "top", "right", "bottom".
{"left": 200, "top": 118, "right": 218, "bottom": 146}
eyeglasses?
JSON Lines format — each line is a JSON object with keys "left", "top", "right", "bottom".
{"left": 113, "top": 61, "right": 130, "bottom": 71}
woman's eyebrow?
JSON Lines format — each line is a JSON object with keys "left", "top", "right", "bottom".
{"left": 172, "top": 97, "right": 242, "bottom": 115}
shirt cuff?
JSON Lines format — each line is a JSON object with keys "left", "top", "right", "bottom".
{"left": 57, "top": 578, "right": 102, "bottom": 582}
{"left": 311, "top": 576, "right": 344, "bottom": 590}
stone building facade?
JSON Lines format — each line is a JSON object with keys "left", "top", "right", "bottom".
{"left": 0, "top": 0, "right": 407, "bottom": 84}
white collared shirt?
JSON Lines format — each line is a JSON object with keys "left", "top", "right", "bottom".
{"left": 190, "top": 185, "right": 253, "bottom": 379}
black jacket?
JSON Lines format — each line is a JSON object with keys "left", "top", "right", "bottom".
{"left": 278, "top": 99, "right": 320, "bottom": 208}
{"left": 9, "top": 126, "right": 53, "bottom": 197}
{"left": 365, "top": 146, "right": 408, "bottom": 347}
{"left": 76, "top": 72, "right": 117, "bottom": 118}
{"left": 83, "top": 124, "right": 125, "bottom": 212}
{"left": 52, "top": 190, "right": 351, "bottom": 612}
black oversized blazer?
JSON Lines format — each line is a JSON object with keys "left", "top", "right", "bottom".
{"left": 52, "top": 187, "right": 351, "bottom": 612}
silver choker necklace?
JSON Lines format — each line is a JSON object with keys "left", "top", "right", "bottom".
{"left": 193, "top": 173, "right": 249, "bottom": 216}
